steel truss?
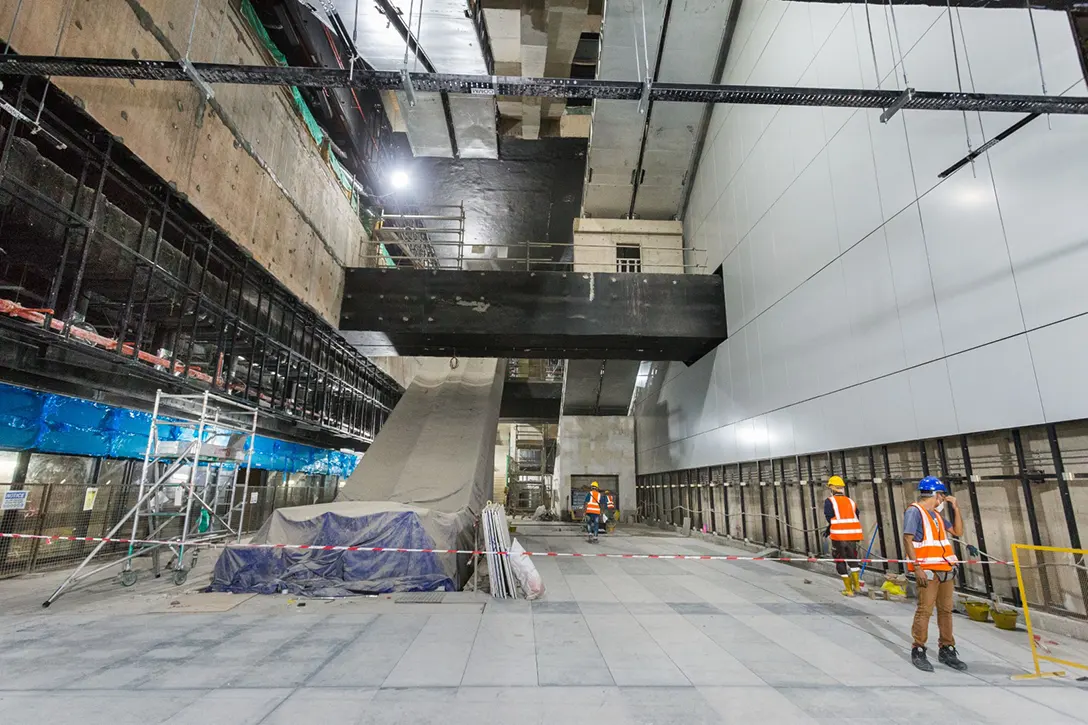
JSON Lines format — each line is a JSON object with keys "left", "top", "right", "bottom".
{"left": 0, "top": 77, "right": 402, "bottom": 448}
{"left": 43, "top": 391, "right": 258, "bottom": 606}
{"left": 1, "top": 56, "right": 1087, "bottom": 115}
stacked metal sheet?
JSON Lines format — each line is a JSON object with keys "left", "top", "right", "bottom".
{"left": 481, "top": 502, "right": 519, "bottom": 599}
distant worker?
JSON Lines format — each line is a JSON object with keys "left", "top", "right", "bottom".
{"left": 904, "top": 476, "right": 967, "bottom": 672}
{"left": 824, "top": 475, "right": 864, "bottom": 597}
{"left": 584, "top": 481, "right": 602, "bottom": 543}
{"left": 604, "top": 489, "right": 617, "bottom": 529}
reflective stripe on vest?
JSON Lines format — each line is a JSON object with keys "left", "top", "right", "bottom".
{"left": 586, "top": 490, "right": 601, "bottom": 515}
{"left": 908, "top": 503, "right": 956, "bottom": 572}
{"left": 828, "top": 495, "right": 863, "bottom": 541}
{"left": 606, "top": 494, "right": 615, "bottom": 510}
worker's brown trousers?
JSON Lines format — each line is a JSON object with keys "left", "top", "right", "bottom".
{"left": 912, "top": 574, "right": 955, "bottom": 648}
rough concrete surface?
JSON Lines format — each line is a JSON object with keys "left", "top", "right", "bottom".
{"left": 558, "top": 416, "right": 636, "bottom": 514}
{"left": 0, "top": 0, "right": 362, "bottom": 322}
{"left": 2, "top": 524, "right": 1085, "bottom": 724}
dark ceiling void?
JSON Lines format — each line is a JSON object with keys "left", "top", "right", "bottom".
{"left": 3, "top": 58, "right": 1086, "bottom": 115}
{"left": 339, "top": 269, "right": 727, "bottom": 362}
{"left": 390, "top": 137, "right": 587, "bottom": 270}
{"left": 249, "top": 0, "right": 410, "bottom": 197}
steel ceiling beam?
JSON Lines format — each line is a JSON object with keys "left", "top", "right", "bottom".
{"left": 2, "top": 56, "right": 1088, "bottom": 114}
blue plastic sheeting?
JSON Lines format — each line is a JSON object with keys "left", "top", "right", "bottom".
{"left": 0, "top": 382, "right": 360, "bottom": 477}
{"left": 208, "top": 508, "right": 456, "bottom": 595}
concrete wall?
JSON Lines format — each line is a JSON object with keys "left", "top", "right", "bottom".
{"left": 572, "top": 218, "right": 684, "bottom": 273}
{"left": 0, "top": 0, "right": 367, "bottom": 323}
{"left": 557, "top": 415, "right": 635, "bottom": 514}
{"left": 635, "top": 1, "right": 1088, "bottom": 472}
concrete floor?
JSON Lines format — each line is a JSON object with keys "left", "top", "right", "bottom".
{"left": 1, "top": 524, "right": 1086, "bottom": 724}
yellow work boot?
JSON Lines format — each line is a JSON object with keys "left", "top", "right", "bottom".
{"left": 850, "top": 571, "right": 861, "bottom": 593}
{"left": 840, "top": 576, "right": 855, "bottom": 597}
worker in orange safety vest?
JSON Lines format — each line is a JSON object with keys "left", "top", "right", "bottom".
{"left": 904, "top": 476, "right": 966, "bottom": 673}
{"left": 604, "top": 489, "right": 617, "bottom": 525}
{"left": 824, "top": 475, "right": 864, "bottom": 597}
{"left": 584, "top": 481, "right": 602, "bottom": 542}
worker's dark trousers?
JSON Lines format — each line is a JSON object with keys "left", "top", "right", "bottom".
{"left": 831, "top": 540, "right": 859, "bottom": 576}
{"left": 587, "top": 514, "right": 600, "bottom": 536}
{"left": 913, "top": 573, "right": 956, "bottom": 648}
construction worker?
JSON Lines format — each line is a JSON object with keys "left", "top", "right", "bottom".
{"left": 904, "top": 476, "right": 967, "bottom": 673}
{"left": 824, "top": 475, "right": 864, "bottom": 596}
{"left": 584, "top": 481, "right": 602, "bottom": 542}
{"left": 604, "top": 489, "right": 617, "bottom": 531}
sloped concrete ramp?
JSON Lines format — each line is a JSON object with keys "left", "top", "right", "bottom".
{"left": 210, "top": 358, "right": 504, "bottom": 595}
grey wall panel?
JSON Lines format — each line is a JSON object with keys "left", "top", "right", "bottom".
{"left": 635, "top": 3, "right": 1088, "bottom": 474}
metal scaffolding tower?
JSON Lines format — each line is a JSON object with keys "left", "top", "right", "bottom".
{"left": 43, "top": 391, "right": 258, "bottom": 607}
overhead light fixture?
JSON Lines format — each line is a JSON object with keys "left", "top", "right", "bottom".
{"left": 391, "top": 170, "right": 410, "bottom": 190}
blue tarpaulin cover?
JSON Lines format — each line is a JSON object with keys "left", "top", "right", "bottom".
{"left": 209, "top": 502, "right": 460, "bottom": 595}
{"left": 0, "top": 382, "right": 359, "bottom": 476}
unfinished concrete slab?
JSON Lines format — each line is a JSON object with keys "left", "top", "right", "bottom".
{"left": 1, "top": 525, "right": 1085, "bottom": 724}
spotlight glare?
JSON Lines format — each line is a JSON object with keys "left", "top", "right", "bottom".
{"left": 391, "top": 170, "right": 410, "bottom": 189}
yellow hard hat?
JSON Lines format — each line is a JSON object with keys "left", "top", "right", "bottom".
{"left": 828, "top": 475, "right": 845, "bottom": 488}
{"left": 591, "top": 481, "right": 599, "bottom": 488}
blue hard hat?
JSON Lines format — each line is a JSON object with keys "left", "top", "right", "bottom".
{"left": 918, "top": 476, "right": 947, "bottom": 493}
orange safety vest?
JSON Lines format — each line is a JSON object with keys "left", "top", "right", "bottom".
{"left": 907, "top": 503, "right": 956, "bottom": 572}
{"left": 828, "top": 495, "right": 863, "bottom": 541}
{"left": 585, "top": 490, "right": 601, "bottom": 515}
{"left": 605, "top": 494, "right": 616, "bottom": 510}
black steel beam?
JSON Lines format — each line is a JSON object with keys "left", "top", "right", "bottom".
{"left": 339, "top": 269, "right": 727, "bottom": 361}
{"left": 2, "top": 56, "right": 1088, "bottom": 114}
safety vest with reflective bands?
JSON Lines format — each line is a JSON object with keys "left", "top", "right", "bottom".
{"left": 605, "top": 494, "right": 615, "bottom": 510}
{"left": 586, "top": 490, "right": 601, "bottom": 515}
{"left": 907, "top": 503, "right": 957, "bottom": 572}
{"left": 828, "top": 495, "right": 863, "bottom": 541}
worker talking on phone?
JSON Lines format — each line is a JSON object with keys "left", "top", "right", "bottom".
{"left": 903, "top": 476, "right": 967, "bottom": 672}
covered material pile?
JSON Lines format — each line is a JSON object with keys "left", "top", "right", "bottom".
{"left": 209, "top": 359, "right": 504, "bottom": 596}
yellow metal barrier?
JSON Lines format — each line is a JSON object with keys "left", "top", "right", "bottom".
{"left": 1011, "top": 543, "right": 1088, "bottom": 680}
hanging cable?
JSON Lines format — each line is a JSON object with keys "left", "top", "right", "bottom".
{"left": 1024, "top": 0, "right": 1052, "bottom": 129}
{"left": 887, "top": 0, "right": 909, "bottom": 86}
{"left": 349, "top": 0, "right": 360, "bottom": 81}
{"left": 3, "top": 0, "right": 26, "bottom": 55}
{"left": 414, "top": 0, "right": 424, "bottom": 72}
{"left": 33, "top": 0, "right": 75, "bottom": 125}
{"left": 946, "top": 0, "right": 975, "bottom": 176}
{"left": 863, "top": 0, "right": 882, "bottom": 89}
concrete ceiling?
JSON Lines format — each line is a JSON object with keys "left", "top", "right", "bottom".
{"left": 562, "top": 359, "right": 640, "bottom": 415}
{"left": 299, "top": 0, "right": 496, "bottom": 158}
{"left": 581, "top": 0, "right": 736, "bottom": 220}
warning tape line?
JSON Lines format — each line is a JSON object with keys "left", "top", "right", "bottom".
{"left": 0, "top": 532, "right": 1013, "bottom": 565}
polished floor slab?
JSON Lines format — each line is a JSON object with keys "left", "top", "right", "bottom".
{"left": 0, "top": 523, "right": 1085, "bottom": 724}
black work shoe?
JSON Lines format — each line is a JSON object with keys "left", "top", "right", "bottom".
{"left": 912, "top": 646, "right": 934, "bottom": 672}
{"left": 939, "top": 645, "right": 968, "bottom": 671}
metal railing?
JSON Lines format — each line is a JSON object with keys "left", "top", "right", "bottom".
{"left": 636, "top": 421, "right": 1088, "bottom": 620}
{"left": 370, "top": 205, "right": 708, "bottom": 272}
{"left": 506, "top": 358, "right": 565, "bottom": 383}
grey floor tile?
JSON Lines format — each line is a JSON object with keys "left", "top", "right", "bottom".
{"left": 259, "top": 687, "right": 376, "bottom": 725}
{"left": 308, "top": 614, "right": 427, "bottom": 687}
{"left": 0, "top": 689, "right": 207, "bottom": 725}
{"left": 633, "top": 613, "right": 764, "bottom": 687}
{"left": 699, "top": 686, "right": 818, "bottom": 723}
{"left": 583, "top": 611, "right": 690, "bottom": 687}
{"left": 533, "top": 612, "right": 614, "bottom": 686}
{"left": 382, "top": 613, "right": 480, "bottom": 687}
{"left": 461, "top": 612, "right": 538, "bottom": 686}
{"left": 927, "top": 685, "right": 1084, "bottom": 723}
{"left": 160, "top": 688, "right": 292, "bottom": 725}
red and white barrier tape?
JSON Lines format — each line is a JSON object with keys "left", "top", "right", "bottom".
{"left": 0, "top": 532, "right": 1012, "bottom": 565}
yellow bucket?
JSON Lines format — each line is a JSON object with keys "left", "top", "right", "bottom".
{"left": 992, "top": 608, "right": 1019, "bottom": 631}
{"left": 964, "top": 601, "right": 990, "bottom": 622}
